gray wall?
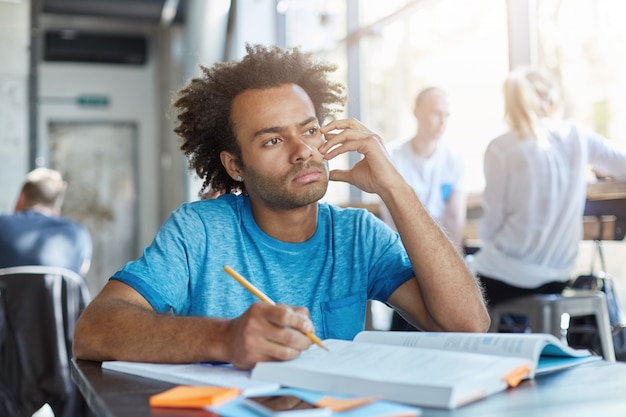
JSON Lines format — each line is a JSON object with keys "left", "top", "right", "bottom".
{"left": 0, "top": 0, "right": 277, "bottom": 293}
{"left": 0, "top": 0, "right": 30, "bottom": 213}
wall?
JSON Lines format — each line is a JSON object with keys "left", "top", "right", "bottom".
{"left": 38, "top": 34, "right": 160, "bottom": 254}
{"left": 0, "top": 2, "right": 245, "bottom": 292}
{"left": 35, "top": 16, "right": 186, "bottom": 292}
{"left": 232, "top": 0, "right": 276, "bottom": 58}
{"left": 0, "top": 0, "right": 30, "bottom": 213}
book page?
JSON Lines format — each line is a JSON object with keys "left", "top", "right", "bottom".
{"left": 251, "top": 339, "right": 530, "bottom": 409}
{"left": 353, "top": 332, "right": 591, "bottom": 365}
{"left": 287, "top": 339, "right": 525, "bottom": 386}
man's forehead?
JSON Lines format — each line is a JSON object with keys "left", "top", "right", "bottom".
{"left": 419, "top": 91, "right": 447, "bottom": 106}
{"left": 233, "top": 83, "right": 313, "bottom": 104}
{"left": 232, "top": 84, "right": 317, "bottom": 131}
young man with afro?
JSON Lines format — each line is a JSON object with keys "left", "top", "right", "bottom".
{"left": 73, "top": 44, "right": 488, "bottom": 370}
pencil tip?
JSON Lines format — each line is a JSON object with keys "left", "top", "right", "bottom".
{"left": 318, "top": 342, "right": 329, "bottom": 351}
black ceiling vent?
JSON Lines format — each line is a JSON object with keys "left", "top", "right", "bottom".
{"left": 43, "top": 31, "right": 148, "bottom": 65}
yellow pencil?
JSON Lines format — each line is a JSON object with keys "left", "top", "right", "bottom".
{"left": 224, "top": 265, "right": 329, "bottom": 351}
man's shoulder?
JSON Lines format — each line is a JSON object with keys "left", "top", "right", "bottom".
{"left": 169, "top": 194, "right": 247, "bottom": 231}
{"left": 43, "top": 216, "right": 92, "bottom": 242}
{"left": 0, "top": 210, "right": 66, "bottom": 227}
{"left": 0, "top": 211, "right": 92, "bottom": 248}
{"left": 180, "top": 193, "right": 243, "bottom": 213}
{"left": 436, "top": 141, "right": 463, "bottom": 164}
{"left": 322, "top": 201, "right": 367, "bottom": 215}
{"left": 321, "top": 202, "right": 381, "bottom": 226}
{"left": 0, "top": 213, "right": 15, "bottom": 224}
{"left": 485, "top": 131, "right": 523, "bottom": 155}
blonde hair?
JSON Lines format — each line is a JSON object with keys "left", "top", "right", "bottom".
{"left": 503, "top": 67, "right": 560, "bottom": 140}
{"left": 20, "top": 168, "right": 67, "bottom": 210}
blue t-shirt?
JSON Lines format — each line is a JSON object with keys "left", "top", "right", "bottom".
{"left": 0, "top": 210, "right": 92, "bottom": 275}
{"left": 113, "top": 194, "right": 414, "bottom": 340}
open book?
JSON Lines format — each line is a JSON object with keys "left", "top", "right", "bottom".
{"left": 251, "top": 331, "right": 600, "bottom": 409}
{"left": 100, "top": 361, "right": 422, "bottom": 416}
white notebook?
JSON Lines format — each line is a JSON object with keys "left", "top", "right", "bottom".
{"left": 102, "top": 361, "right": 279, "bottom": 396}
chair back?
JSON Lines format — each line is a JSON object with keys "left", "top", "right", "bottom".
{"left": 0, "top": 266, "right": 91, "bottom": 417}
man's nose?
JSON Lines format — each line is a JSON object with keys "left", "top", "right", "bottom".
{"left": 290, "top": 138, "right": 314, "bottom": 163}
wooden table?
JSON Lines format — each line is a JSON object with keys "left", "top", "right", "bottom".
{"left": 72, "top": 358, "right": 626, "bottom": 417}
{"left": 584, "top": 181, "right": 626, "bottom": 241}
{"left": 465, "top": 180, "right": 626, "bottom": 241}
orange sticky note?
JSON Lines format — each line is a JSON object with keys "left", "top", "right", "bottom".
{"left": 149, "top": 385, "right": 240, "bottom": 408}
{"left": 503, "top": 365, "right": 531, "bottom": 388}
{"left": 315, "top": 395, "right": 380, "bottom": 412}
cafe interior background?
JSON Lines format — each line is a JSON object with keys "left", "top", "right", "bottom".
{"left": 1, "top": 0, "right": 625, "bottom": 312}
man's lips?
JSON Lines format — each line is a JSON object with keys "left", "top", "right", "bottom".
{"left": 292, "top": 167, "right": 323, "bottom": 185}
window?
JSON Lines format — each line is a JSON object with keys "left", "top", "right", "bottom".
{"left": 537, "top": 0, "right": 626, "bottom": 150}
{"left": 284, "top": 0, "right": 510, "bottom": 205}
{"left": 359, "top": 0, "right": 509, "bottom": 199}
{"left": 282, "top": 0, "right": 626, "bottom": 205}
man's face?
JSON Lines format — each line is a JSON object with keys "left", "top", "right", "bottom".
{"left": 230, "top": 83, "right": 329, "bottom": 210}
{"left": 415, "top": 91, "right": 450, "bottom": 140}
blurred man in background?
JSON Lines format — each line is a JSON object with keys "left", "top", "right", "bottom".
{"left": 0, "top": 167, "right": 92, "bottom": 277}
{"left": 379, "top": 87, "right": 467, "bottom": 331}
{"left": 380, "top": 87, "right": 467, "bottom": 249}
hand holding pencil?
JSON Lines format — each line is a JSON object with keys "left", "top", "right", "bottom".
{"left": 224, "top": 265, "right": 329, "bottom": 351}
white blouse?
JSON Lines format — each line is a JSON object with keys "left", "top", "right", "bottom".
{"left": 470, "top": 119, "right": 626, "bottom": 288}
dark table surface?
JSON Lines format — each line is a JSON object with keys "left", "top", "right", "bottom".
{"left": 72, "top": 358, "right": 626, "bottom": 417}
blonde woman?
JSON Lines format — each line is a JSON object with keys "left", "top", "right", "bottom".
{"left": 470, "top": 67, "right": 626, "bottom": 306}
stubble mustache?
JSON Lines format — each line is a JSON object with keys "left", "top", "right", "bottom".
{"left": 286, "top": 161, "right": 329, "bottom": 182}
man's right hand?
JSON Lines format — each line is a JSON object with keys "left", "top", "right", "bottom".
{"left": 73, "top": 281, "right": 316, "bottom": 368}
{"left": 224, "top": 303, "right": 315, "bottom": 369}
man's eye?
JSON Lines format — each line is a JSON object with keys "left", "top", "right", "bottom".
{"left": 264, "top": 137, "right": 281, "bottom": 146}
{"left": 304, "top": 127, "right": 319, "bottom": 136}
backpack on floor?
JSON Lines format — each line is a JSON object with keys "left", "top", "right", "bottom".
{"left": 567, "top": 239, "right": 626, "bottom": 361}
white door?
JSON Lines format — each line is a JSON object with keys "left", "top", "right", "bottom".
{"left": 49, "top": 121, "right": 138, "bottom": 296}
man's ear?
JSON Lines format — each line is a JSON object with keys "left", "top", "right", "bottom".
{"left": 413, "top": 104, "right": 420, "bottom": 120}
{"left": 220, "top": 151, "right": 242, "bottom": 181}
{"left": 14, "top": 191, "right": 27, "bottom": 212}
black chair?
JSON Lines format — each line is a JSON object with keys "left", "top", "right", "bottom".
{"left": 0, "top": 266, "right": 91, "bottom": 417}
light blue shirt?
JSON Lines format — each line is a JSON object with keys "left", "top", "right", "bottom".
{"left": 113, "top": 194, "right": 414, "bottom": 340}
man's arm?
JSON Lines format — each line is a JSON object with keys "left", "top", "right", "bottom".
{"left": 73, "top": 280, "right": 314, "bottom": 369}
{"left": 441, "top": 189, "right": 467, "bottom": 251}
{"left": 382, "top": 183, "right": 486, "bottom": 331}
{"left": 320, "top": 119, "right": 489, "bottom": 332}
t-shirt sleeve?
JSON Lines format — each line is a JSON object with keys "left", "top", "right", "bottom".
{"left": 111, "top": 204, "right": 205, "bottom": 314}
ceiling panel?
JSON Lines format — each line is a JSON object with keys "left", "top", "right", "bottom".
{"left": 42, "top": 0, "right": 185, "bottom": 23}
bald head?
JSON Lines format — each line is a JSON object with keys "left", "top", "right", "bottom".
{"left": 414, "top": 87, "right": 450, "bottom": 141}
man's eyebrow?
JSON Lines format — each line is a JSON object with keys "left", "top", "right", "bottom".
{"left": 300, "top": 116, "right": 318, "bottom": 127}
{"left": 253, "top": 116, "right": 318, "bottom": 138}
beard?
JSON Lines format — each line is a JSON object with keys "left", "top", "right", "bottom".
{"left": 242, "top": 160, "right": 329, "bottom": 210}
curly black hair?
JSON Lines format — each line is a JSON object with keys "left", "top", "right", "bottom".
{"left": 173, "top": 44, "right": 347, "bottom": 197}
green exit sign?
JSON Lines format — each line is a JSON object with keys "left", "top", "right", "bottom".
{"left": 76, "top": 95, "right": 110, "bottom": 107}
